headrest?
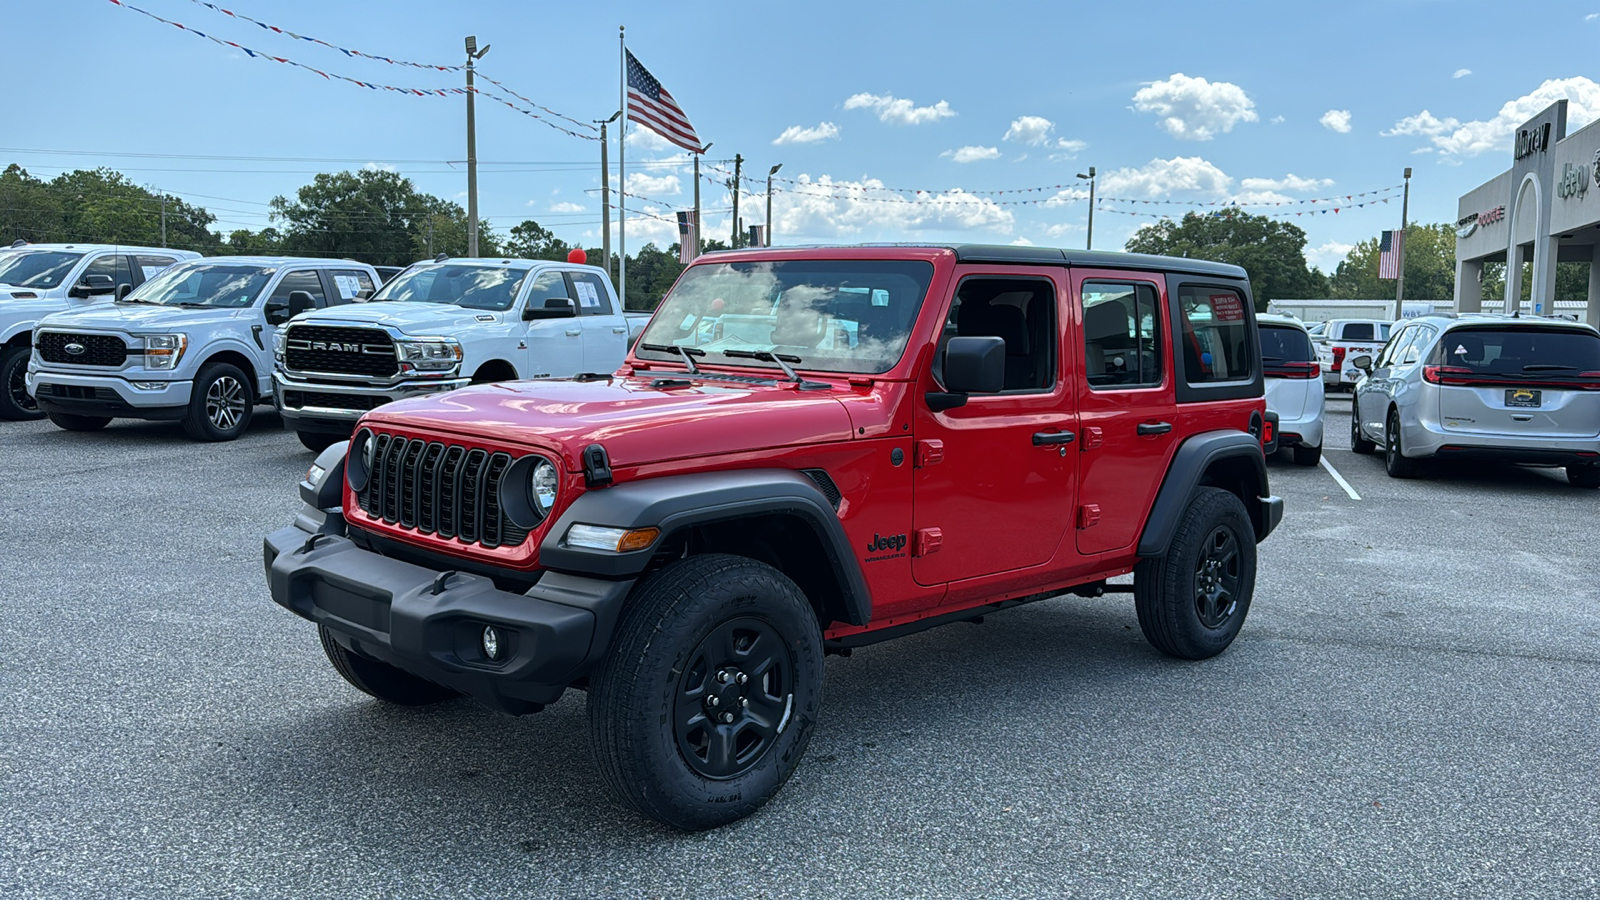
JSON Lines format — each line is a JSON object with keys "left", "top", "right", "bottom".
{"left": 958, "top": 301, "right": 1029, "bottom": 355}
{"left": 1084, "top": 301, "right": 1128, "bottom": 341}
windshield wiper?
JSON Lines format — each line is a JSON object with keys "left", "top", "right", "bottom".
{"left": 723, "top": 349, "right": 803, "bottom": 382}
{"left": 640, "top": 342, "right": 704, "bottom": 374}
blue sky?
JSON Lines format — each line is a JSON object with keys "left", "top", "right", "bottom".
{"left": 6, "top": 0, "right": 1600, "bottom": 271}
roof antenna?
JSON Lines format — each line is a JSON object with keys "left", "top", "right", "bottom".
{"left": 434, "top": 253, "right": 449, "bottom": 263}
{"left": 10, "top": 239, "right": 25, "bottom": 248}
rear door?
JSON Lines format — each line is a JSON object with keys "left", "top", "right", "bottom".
{"left": 565, "top": 269, "right": 630, "bottom": 371}
{"left": 1074, "top": 270, "right": 1176, "bottom": 555}
{"left": 1434, "top": 326, "right": 1600, "bottom": 439}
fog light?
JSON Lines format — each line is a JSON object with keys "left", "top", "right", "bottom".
{"left": 482, "top": 625, "right": 501, "bottom": 661}
{"left": 132, "top": 381, "right": 166, "bottom": 391}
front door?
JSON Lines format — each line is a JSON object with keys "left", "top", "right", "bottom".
{"left": 911, "top": 267, "right": 1079, "bottom": 586}
{"left": 566, "top": 269, "right": 630, "bottom": 372}
{"left": 519, "top": 269, "right": 585, "bottom": 378}
{"left": 1073, "top": 270, "right": 1177, "bottom": 555}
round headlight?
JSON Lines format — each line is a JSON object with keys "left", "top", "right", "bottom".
{"left": 347, "top": 428, "right": 374, "bottom": 492}
{"left": 530, "top": 460, "right": 558, "bottom": 515}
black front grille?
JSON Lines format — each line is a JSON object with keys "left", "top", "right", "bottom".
{"left": 37, "top": 332, "right": 128, "bottom": 367}
{"left": 281, "top": 390, "right": 390, "bottom": 412}
{"left": 41, "top": 384, "right": 119, "bottom": 401}
{"left": 356, "top": 433, "right": 532, "bottom": 549}
{"left": 284, "top": 324, "right": 398, "bottom": 377}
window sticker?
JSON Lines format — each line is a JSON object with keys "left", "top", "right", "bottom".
{"left": 140, "top": 265, "right": 168, "bottom": 280}
{"left": 574, "top": 280, "right": 601, "bottom": 308}
{"left": 1210, "top": 293, "right": 1245, "bottom": 321}
{"left": 333, "top": 274, "right": 363, "bottom": 300}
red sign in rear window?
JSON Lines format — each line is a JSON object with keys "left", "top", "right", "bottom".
{"left": 1210, "top": 293, "right": 1245, "bottom": 321}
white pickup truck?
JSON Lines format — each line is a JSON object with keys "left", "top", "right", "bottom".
{"left": 1312, "top": 318, "right": 1392, "bottom": 391}
{"left": 273, "top": 257, "right": 650, "bottom": 450}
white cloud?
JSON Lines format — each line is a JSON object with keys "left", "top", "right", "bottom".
{"left": 1010, "top": 236, "right": 1034, "bottom": 246}
{"left": 1043, "top": 222, "right": 1082, "bottom": 239}
{"left": 773, "top": 122, "right": 840, "bottom": 145}
{"left": 942, "top": 145, "right": 1001, "bottom": 163}
{"left": 1004, "top": 115, "right": 1055, "bottom": 146}
{"left": 1098, "top": 156, "right": 1233, "bottom": 198}
{"left": 549, "top": 201, "right": 587, "bottom": 214}
{"left": 627, "top": 124, "right": 674, "bottom": 151}
{"left": 625, "top": 172, "right": 682, "bottom": 196}
{"left": 843, "top": 92, "right": 956, "bottom": 125}
{"left": 1239, "top": 174, "right": 1334, "bottom": 193}
{"left": 1306, "top": 240, "right": 1355, "bottom": 270}
{"left": 1453, "top": 68, "right": 1473, "bottom": 79}
{"left": 362, "top": 162, "right": 398, "bottom": 173}
{"left": 1054, "top": 139, "right": 1088, "bottom": 154}
{"left": 1384, "top": 77, "right": 1600, "bottom": 156}
{"left": 1587, "top": 12, "right": 1599, "bottom": 20}
{"left": 1131, "top": 73, "right": 1258, "bottom": 140}
{"left": 1270, "top": 115, "right": 1286, "bottom": 124}
{"left": 724, "top": 174, "right": 1013, "bottom": 241}
{"left": 1319, "top": 109, "right": 1352, "bottom": 133}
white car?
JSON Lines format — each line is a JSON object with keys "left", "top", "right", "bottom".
{"left": 1259, "top": 313, "right": 1325, "bottom": 465}
{"left": 1313, "top": 318, "right": 1392, "bottom": 391}
{"left": 0, "top": 243, "right": 200, "bottom": 419}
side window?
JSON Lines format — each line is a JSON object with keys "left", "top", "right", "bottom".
{"left": 1082, "top": 281, "right": 1162, "bottom": 388}
{"left": 84, "top": 254, "right": 136, "bottom": 292}
{"left": 1374, "top": 326, "right": 1409, "bottom": 368}
{"left": 136, "top": 255, "right": 180, "bottom": 284}
{"left": 941, "top": 276, "right": 1056, "bottom": 392}
{"left": 1178, "top": 287, "right": 1253, "bottom": 384}
{"left": 566, "top": 271, "right": 614, "bottom": 316}
{"left": 328, "top": 270, "right": 377, "bottom": 304}
{"left": 1342, "top": 322, "right": 1376, "bottom": 341}
{"left": 1399, "top": 326, "right": 1433, "bottom": 365}
{"left": 269, "top": 270, "right": 328, "bottom": 307}
{"left": 523, "top": 270, "right": 570, "bottom": 312}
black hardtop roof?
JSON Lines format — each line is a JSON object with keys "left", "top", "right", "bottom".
{"left": 946, "top": 244, "right": 1248, "bottom": 279}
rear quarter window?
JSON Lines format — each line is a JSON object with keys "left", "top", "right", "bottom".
{"left": 1179, "top": 287, "right": 1254, "bottom": 384}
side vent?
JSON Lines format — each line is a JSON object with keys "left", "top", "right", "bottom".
{"left": 800, "top": 469, "right": 841, "bottom": 509}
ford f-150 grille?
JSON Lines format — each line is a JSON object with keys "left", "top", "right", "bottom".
{"left": 280, "top": 390, "right": 390, "bottom": 412}
{"left": 37, "top": 332, "right": 128, "bottom": 367}
{"left": 284, "top": 324, "right": 398, "bottom": 377}
{"left": 356, "top": 433, "right": 531, "bottom": 549}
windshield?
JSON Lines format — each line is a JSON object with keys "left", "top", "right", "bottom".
{"left": 1436, "top": 327, "right": 1600, "bottom": 374}
{"left": 368, "top": 263, "right": 528, "bottom": 311}
{"left": 634, "top": 259, "right": 935, "bottom": 375}
{"left": 129, "top": 263, "right": 274, "bottom": 308}
{"left": 1259, "top": 325, "right": 1314, "bottom": 362}
{"left": 0, "top": 251, "right": 84, "bottom": 289}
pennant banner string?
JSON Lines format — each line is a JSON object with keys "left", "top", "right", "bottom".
{"left": 184, "top": 0, "right": 461, "bottom": 71}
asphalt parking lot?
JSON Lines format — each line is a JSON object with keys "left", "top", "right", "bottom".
{"left": 3, "top": 398, "right": 1598, "bottom": 898}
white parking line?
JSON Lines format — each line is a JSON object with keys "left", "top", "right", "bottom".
{"left": 1319, "top": 455, "right": 1361, "bottom": 500}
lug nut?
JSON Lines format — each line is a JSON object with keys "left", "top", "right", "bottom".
{"left": 736, "top": 673, "right": 748, "bottom": 685}
{"left": 738, "top": 697, "right": 748, "bottom": 708}
{"left": 716, "top": 670, "right": 732, "bottom": 684}
{"left": 707, "top": 695, "right": 719, "bottom": 707}
{"left": 722, "top": 712, "right": 735, "bottom": 723}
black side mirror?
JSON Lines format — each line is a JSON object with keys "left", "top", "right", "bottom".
{"left": 524, "top": 297, "right": 577, "bottom": 320}
{"left": 928, "top": 336, "right": 1005, "bottom": 411}
{"left": 288, "top": 290, "right": 316, "bottom": 316}
{"left": 70, "top": 273, "right": 116, "bottom": 298}
{"left": 265, "top": 290, "right": 316, "bottom": 325}
{"left": 1350, "top": 354, "right": 1374, "bottom": 372}
{"left": 115, "top": 283, "right": 133, "bottom": 300}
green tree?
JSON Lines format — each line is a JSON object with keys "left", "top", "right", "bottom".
{"left": 504, "top": 219, "right": 572, "bottom": 261}
{"left": 1329, "top": 223, "right": 1456, "bottom": 301}
{"left": 270, "top": 169, "right": 495, "bottom": 266}
{"left": 0, "top": 165, "right": 64, "bottom": 244}
{"left": 1124, "top": 209, "right": 1328, "bottom": 308}
{"left": 223, "top": 227, "right": 284, "bottom": 256}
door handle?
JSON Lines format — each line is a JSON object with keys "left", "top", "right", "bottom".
{"left": 1032, "top": 431, "right": 1076, "bottom": 446}
{"left": 565, "top": 328, "right": 582, "bottom": 336}
{"left": 1137, "top": 421, "right": 1173, "bottom": 436}
{"left": 611, "top": 326, "right": 627, "bottom": 334}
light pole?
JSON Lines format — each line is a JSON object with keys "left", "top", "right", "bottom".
{"left": 595, "top": 111, "right": 621, "bottom": 279}
{"left": 464, "top": 35, "right": 491, "bottom": 257}
{"left": 765, "top": 163, "right": 782, "bottom": 248}
{"left": 693, "top": 143, "right": 711, "bottom": 258}
{"left": 1076, "top": 166, "right": 1096, "bottom": 250}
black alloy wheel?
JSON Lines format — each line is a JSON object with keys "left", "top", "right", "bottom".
{"left": 1384, "top": 410, "right": 1420, "bottom": 478}
{"left": 1350, "top": 400, "right": 1376, "bottom": 454}
{"left": 1193, "top": 526, "right": 1242, "bottom": 629}
{"left": 1133, "top": 487, "right": 1256, "bottom": 660}
{"left": 673, "top": 616, "right": 795, "bottom": 780}
{"left": 0, "top": 345, "right": 44, "bottom": 420}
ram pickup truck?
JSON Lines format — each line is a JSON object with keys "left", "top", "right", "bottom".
{"left": 273, "top": 256, "right": 649, "bottom": 451}
{"left": 264, "top": 244, "right": 1281, "bottom": 831}
{"left": 29, "top": 256, "right": 380, "bottom": 441}
{"left": 0, "top": 243, "right": 200, "bottom": 419}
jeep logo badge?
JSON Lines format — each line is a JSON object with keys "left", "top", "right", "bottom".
{"left": 64, "top": 342, "right": 85, "bottom": 356}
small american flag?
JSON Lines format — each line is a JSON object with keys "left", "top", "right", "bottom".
{"left": 626, "top": 50, "right": 701, "bottom": 153}
{"left": 676, "top": 210, "right": 698, "bottom": 264}
{"left": 1378, "top": 229, "right": 1404, "bottom": 279}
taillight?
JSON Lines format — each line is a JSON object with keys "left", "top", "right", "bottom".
{"left": 1423, "top": 365, "right": 1473, "bottom": 385}
{"left": 1265, "top": 361, "right": 1320, "bottom": 379}
{"left": 1332, "top": 346, "right": 1346, "bottom": 370}
{"left": 1262, "top": 419, "right": 1275, "bottom": 443}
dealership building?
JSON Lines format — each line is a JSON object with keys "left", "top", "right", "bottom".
{"left": 1455, "top": 99, "right": 1600, "bottom": 326}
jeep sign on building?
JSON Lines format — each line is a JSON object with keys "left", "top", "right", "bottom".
{"left": 1455, "top": 99, "right": 1600, "bottom": 326}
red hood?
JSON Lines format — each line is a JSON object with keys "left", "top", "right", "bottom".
{"left": 359, "top": 374, "right": 859, "bottom": 469}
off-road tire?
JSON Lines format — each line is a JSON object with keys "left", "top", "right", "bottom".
{"left": 182, "top": 361, "right": 253, "bottom": 442}
{"left": 297, "top": 430, "right": 343, "bottom": 453}
{"left": 0, "top": 344, "right": 44, "bottom": 420}
{"left": 588, "top": 553, "right": 824, "bottom": 831}
{"left": 318, "top": 625, "right": 457, "bottom": 706}
{"left": 1134, "top": 487, "right": 1256, "bottom": 660}
{"left": 47, "top": 412, "right": 111, "bottom": 431}
{"left": 1384, "top": 410, "right": 1422, "bottom": 479}
{"left": 1567, "top": 465, "right": 1600, "bottom": 489}
{"left": 1350, "top": 406, "right": 1377, "bottom": 454}
{"left": 1292, "top": 443, "right": 1322, "bottom": 466}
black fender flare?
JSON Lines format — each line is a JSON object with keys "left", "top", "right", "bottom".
{"left": 1136, "top": 430, "right": 1277, "bottom": 557}
{"left": 538, "top": 469, "right": 872, "bottom": 626}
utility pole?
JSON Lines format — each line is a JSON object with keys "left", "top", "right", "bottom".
{"left": 596, "top": 111, "right": 621, "bottom": 281}
{"left": 694, "top": 143, "right": 711, "bottom": 257}
{"left": 731, "top": 153, "right": 743, "bottom": 247}
{"left": 1076, "top": 166, "right": 1096, "bottom": 250}
{"left": 465, "top": 35, "right": 490, "bottom": 257}
{"left": 1394, "top": 167, "right": 1412, "bottom": 318}
{"left": 426, "top": 215, "right": 434, "bottom": 258}
{"left": 766, "top": 163, "right": 782, "bottom": 248}
{"left": 160, "top": 195, "right": 167, "bottom": 248}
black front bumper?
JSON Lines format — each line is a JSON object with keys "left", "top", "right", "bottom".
{"left": 264, "top": 523, "right": 633, "bottom": 712}
{"left": 35, "top": 388, "right": 184, "bottom": 421}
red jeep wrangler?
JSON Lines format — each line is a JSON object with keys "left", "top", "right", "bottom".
{"left": 265, "top": 244, "right": 1282, "bottom": 830}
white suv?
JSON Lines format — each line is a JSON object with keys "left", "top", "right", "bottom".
{"left": 0, "top": 243, "right": 200, "bottom": 419}
{"left": 1259, "top": 313, "right": 1325, "bottom": 465}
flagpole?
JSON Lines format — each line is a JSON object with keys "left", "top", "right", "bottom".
{"left": 1394, "top": 166, "right": 1411, "bottom": 319}
{"left": 618, "top": 25, "right": 627, "bottom": 311}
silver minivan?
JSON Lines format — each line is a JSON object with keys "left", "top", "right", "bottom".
{"left": 1350, "top": 314, "right": 1600, "bottom": 487}
{"left": 1259, "top": 313, "right": 1325, "bottom": 466}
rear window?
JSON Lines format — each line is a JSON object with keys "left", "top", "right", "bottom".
{"left": 1435, "top": 327, "right": 1600, "bottom": 375}
{"left": 1258, "top": 325, "right": 1313, "bottom": 363}
{"left": 1341, "top": 322, "right": 1376, "bottom": 341}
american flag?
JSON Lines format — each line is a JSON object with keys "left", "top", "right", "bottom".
{"left": 1378, "top": 229, "right": 1404, "bottom": 279}
{"left": 626, "top": 50, "right": 701, "bottom": 153}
